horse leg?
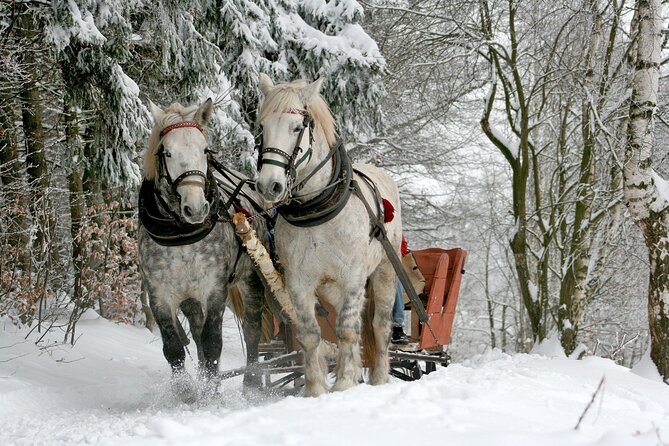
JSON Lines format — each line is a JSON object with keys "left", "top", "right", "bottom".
{"left": 368, "top": 261, "right": 396, "bottom": 385}
{"left": 236, "top": 273, "right": 264, "bottom": 390}
{"left": 150, "top": 298, "right": 197, "bottom": 402}
{"left": 331, "top": 286, "right": 364, "bottom": 392}
{"left": 294, "top": 290, "right": 328, "bottom": 397}
{"left": 180, "top": 298, "right": 205, "bottom": 365}
{"left": 200, "top": 290, "right": 227, "bottom": 380}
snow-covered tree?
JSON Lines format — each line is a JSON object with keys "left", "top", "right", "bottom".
{"left": 624, "top": 0, "right": 669, "bottom": 382}
{"left": 0, "top": 0, "right": 386, "bottom": 329}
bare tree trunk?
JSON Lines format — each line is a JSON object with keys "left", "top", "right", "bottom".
{"left": 483, "top": 236, "right": 497, "bottom": 348}
{"left": 624, "top": 0, "right": 669, "bottom": 382}
{"left": 64, "top": 98, "right": 86, "bottom": 312}
{"left": 558, "top": 5, "right": 601, "bottom": 355}
{"left": 479, "top": 0, "right": 544, "bottom": 344}
{"left": 0, "top": 105, "right": 30, "bottom": 271}
{"left": 18, "top": 13, "right": 53, "bottom": 271}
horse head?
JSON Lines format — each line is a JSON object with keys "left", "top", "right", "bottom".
{"left": 146, "top": 99, "right": 214, "bottom": 225}
{"left": 255, "top": 74, "right": 335, "bottom": 204}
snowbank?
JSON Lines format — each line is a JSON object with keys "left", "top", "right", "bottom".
{"left": 1, "top": 314, "right": 668, "bottom": 446}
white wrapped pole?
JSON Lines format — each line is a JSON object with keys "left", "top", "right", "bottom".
{"left": 232, "top": 213, "right": 297, "bottom": 324}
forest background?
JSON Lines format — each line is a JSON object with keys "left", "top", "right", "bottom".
{"left": 1, "top": 0, "right": 668, "bottom": 382}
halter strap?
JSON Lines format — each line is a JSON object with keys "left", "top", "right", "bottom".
{"left": 258, "top": 112, "right": 313, "bottom": 190}
{"left": 157, "top": 121, "right": 207, "bottom": 192}
{"left": 160, "top": 121, "right": 203, "bottom": 138}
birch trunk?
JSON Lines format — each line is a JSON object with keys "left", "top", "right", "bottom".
{"left": 624, "top": 0, "right": 669, "bottom": 382}
{"left": 558, "top": 6, "right": 601, "bottom": 355}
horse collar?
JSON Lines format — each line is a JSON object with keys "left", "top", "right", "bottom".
{"left": 278, "top": 142, "right": 353, "bottom": 227}
{"left": 138, "top": 170, "right": 220, "bottom": 247}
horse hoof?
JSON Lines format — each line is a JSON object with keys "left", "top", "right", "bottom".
{"left": 171, "top": 371, "right": 198, "bottom": 403}
{"left": 243, "top": 371, "right": 262, "bottom": 390}
{"left": 303, "top": 384, "right": 328, "bottom": 397}
{"left": 331, "top": 379, "right": 356, "bottom": 392}
{"left": 368, "top": 373, "right": 390, "bottom": 386}
{"left": 198, "top": 375, "right": 221, "bottom": 399}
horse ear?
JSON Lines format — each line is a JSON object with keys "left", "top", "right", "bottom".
{"left": 194, "top": 98, "right": 214, "bottom": 126}
{"left": 300, "top": 77, "right": 324, "bottom": 105}
{"left": 148, "top": 100, "right": 164, "bottom": 122}
{"left": 258, "top": 73, "right": 275, "bottom": 95}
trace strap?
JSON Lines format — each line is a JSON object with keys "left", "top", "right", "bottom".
{"left": 351, "top": 172, "right": 433, "bottom": 329}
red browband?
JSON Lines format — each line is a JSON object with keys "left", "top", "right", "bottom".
{"left": 286, "top": 108, "right": 308, "bottom": 116}
{"left": 160, "top": 121, "right": 203, "bottom": 138}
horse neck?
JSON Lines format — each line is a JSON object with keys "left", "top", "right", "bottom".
{"left": 294, "top": 136, "right": 333, "bottom": 200}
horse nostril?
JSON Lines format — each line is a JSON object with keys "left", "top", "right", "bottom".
{"left": 202, "top": 202, "right": 210, "bottom": 215}
{"left": 270, "top": 182, "right": 283, "bottom": 195}
{"left": 183, "top": 205, "right": 193, "bottom": 218}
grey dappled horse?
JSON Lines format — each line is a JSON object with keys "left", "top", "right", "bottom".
{"left": 138, "top": 99, "right": 267, "bottom": 401}
{"left": 255, "top": 75, "right": 402, "bottom": 396}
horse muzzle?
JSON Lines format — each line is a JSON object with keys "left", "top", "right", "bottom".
{"left": 181, "top": 201, "right": 209, "bottom": 224}
{"left": 256, "top": 176, "right": 287, "bottom": 203}
{"left": 178, "top": 183, "right": 210, "bottom": 224}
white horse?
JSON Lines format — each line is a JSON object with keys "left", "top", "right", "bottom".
{"left": 255, "top": 74, "right": 402, "bottom": 396}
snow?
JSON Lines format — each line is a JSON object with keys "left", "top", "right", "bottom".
{"left": 528, "top": 281, "right": 538, "bottom": 302}
{"left": 1, "top": 313, "right": 668, "bottom": 446}
{"left": 277, "top": 13, "right": 383, "bottom": 70}
{"left": 651, "top": 170, "right": 669, "bottom": 210}
{"left": 489, "top": 125, "right": 519, "bottom": 159}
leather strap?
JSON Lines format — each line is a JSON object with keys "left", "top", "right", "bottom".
{"left": 160, "top": 121, "right": 203, "bottom": 138}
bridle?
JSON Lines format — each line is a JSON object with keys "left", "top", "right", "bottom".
{"left": 257, "top": 109, "right": 313, "bottom": 194}
{"left": 157, "top": 121, "right": 210, "bottom": 195}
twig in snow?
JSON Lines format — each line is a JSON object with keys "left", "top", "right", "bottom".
{"left": 574, "top": 376, "right": 606, "bottom": 430}
{"left": 0, "top": 353, "right": 28, "bottom": 362}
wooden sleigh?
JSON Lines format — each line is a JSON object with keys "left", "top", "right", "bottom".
{"left": 220, "top": 246, "right": 467, "bottom": 391}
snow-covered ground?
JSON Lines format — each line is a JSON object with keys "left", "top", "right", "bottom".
{"left": 1, "top": 311, "right": 668, "bottom": 446}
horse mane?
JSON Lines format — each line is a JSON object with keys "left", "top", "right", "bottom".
{"left": 143, "top": 102, "right": 202, "bottom": 180}
{"left": 258, "top": 80, "right": 337, "bottom": 149}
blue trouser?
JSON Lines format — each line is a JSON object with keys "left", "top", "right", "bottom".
{"left": 392, "top": 280, "right": 404, "bottom": 328}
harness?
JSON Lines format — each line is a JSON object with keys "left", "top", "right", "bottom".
{"left": 278, "top": 142, "right": 353, "bottom": 227}
{"left": 138, "top": 121, "right": 263, "bottom": 281}
{"left": 138, "top": 171, "right": 220, "bottom": 247}
{"left": 139, "top": 121, "right": 221, "bottom": 246}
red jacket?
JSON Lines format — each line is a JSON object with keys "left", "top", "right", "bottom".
{"left": 401, "top": 235, "right": 408, "bottom": 257}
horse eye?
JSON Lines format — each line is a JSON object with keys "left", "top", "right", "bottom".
{"left": 164, "top": 150, "right": 172, "bottom": 158}
{"left": 293, "top": 126, "right": 304, "bottom": 134}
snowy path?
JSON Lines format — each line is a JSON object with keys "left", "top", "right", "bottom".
{"left": 1, "top": 313, "right": 668, "bottom": 446}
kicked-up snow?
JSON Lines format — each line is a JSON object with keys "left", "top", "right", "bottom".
{"left": 0, "top": 312, "right": 668, "bottom": 446}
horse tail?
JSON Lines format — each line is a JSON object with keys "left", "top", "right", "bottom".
{"left": 227, "top": 286, "right": 245, "bottom": 320}
{"left": 361, "top": 279, "right": 377, "bottom": 371}
{"left": 261, "top": 306, "right": 274, "bottom": 342}
{"left": 227, "top": 285, "right": 274, "bottom": 342}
